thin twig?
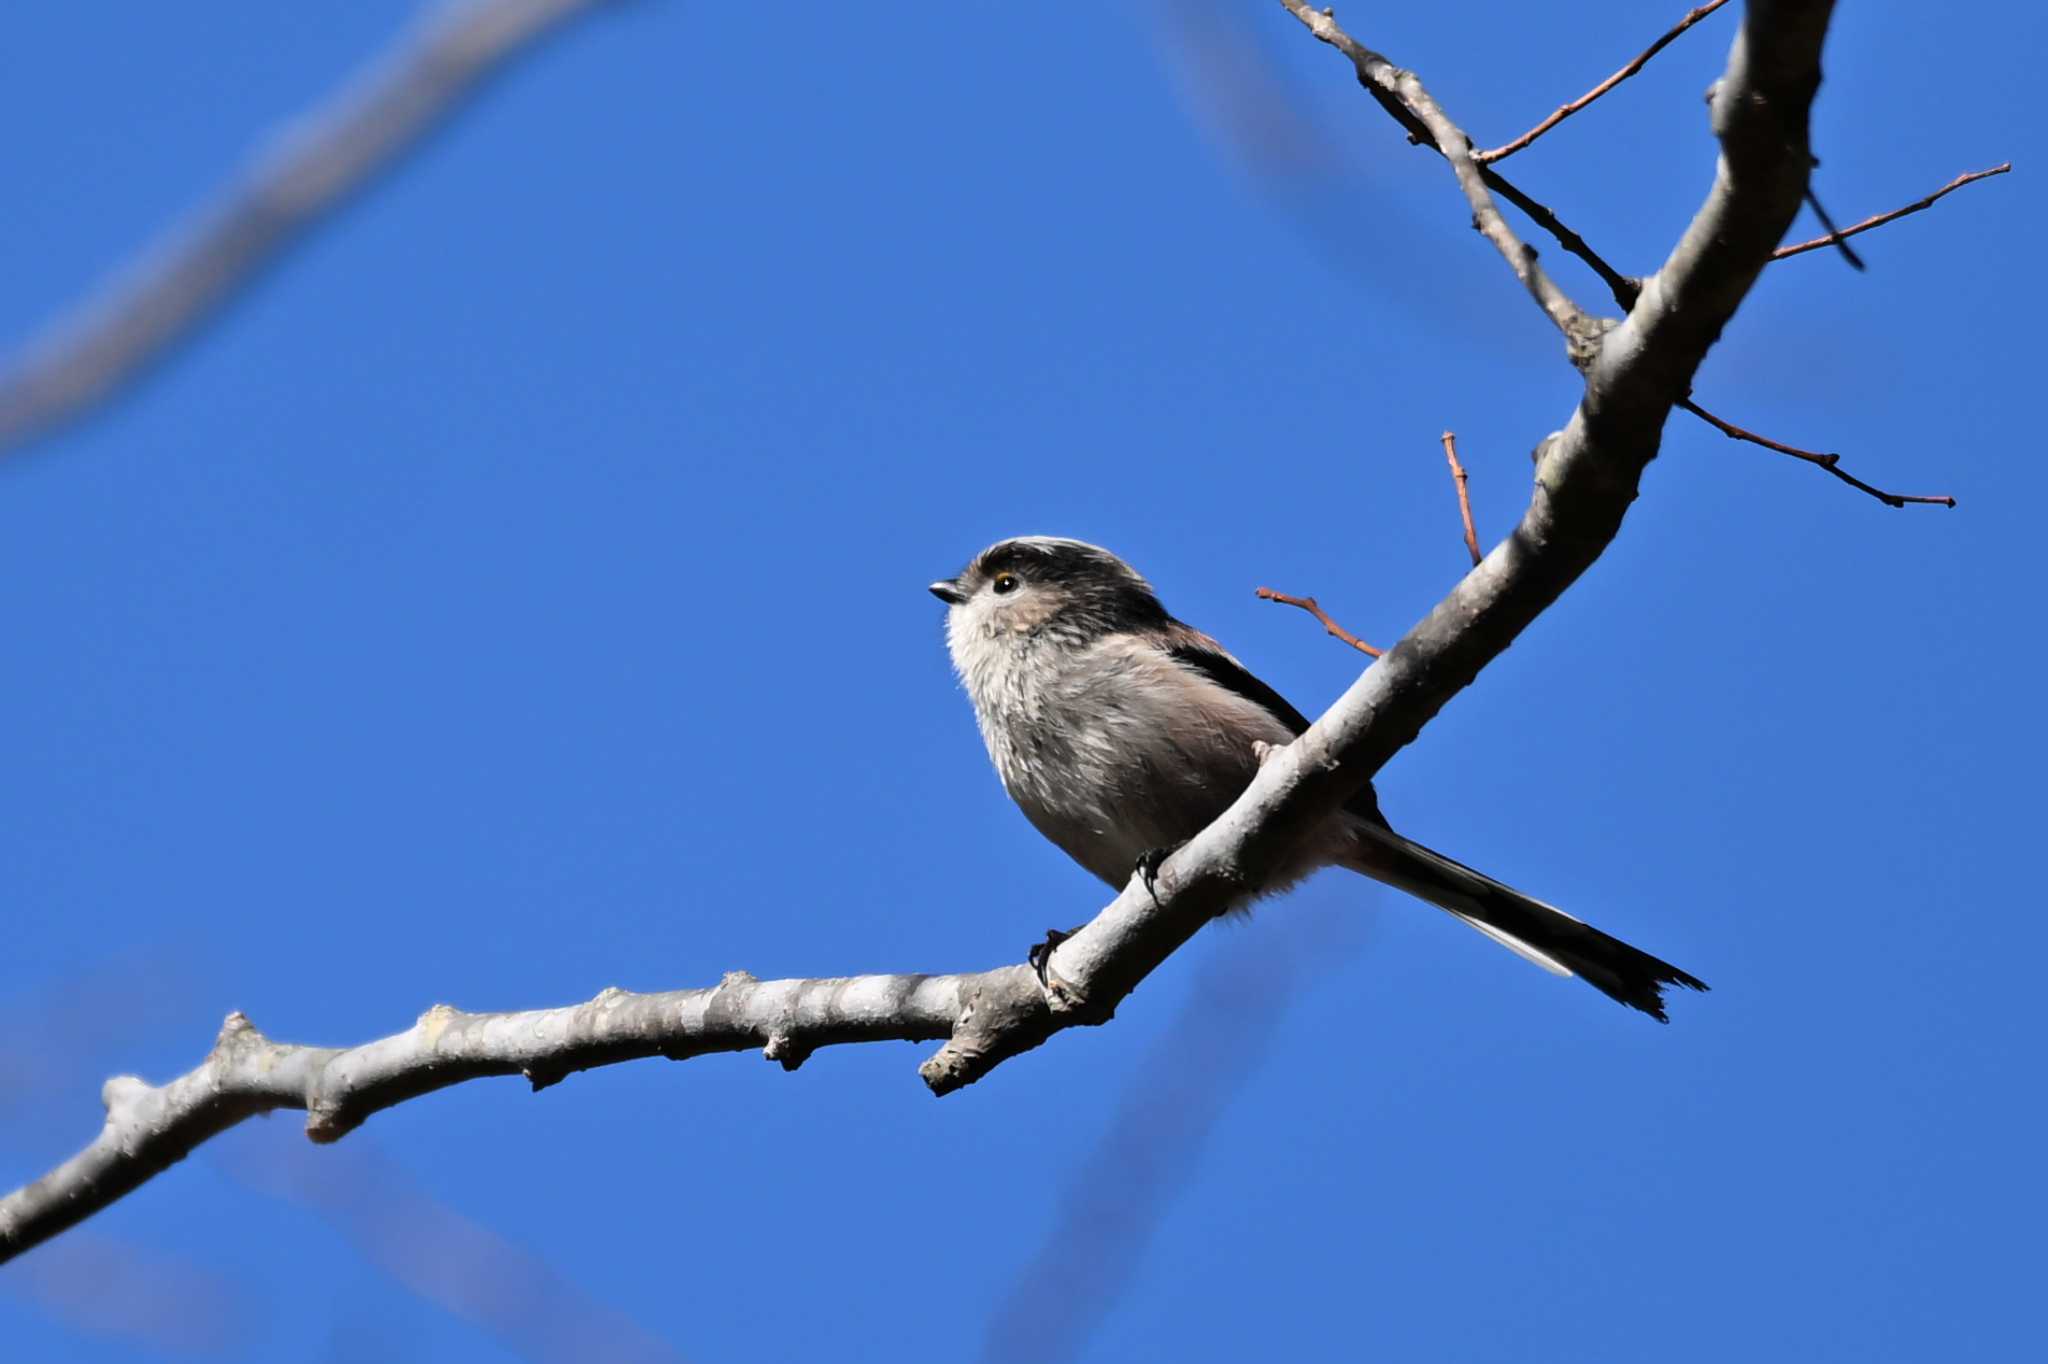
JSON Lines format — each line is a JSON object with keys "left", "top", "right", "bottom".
{"left": 1679, "top": 399, "right": 1955, "bottom": 508}
{"left": 1288, "top": 0, "right": 1952, "bottom": 508}
{"left": 1254, "top": 588, "right": 1383, "bottom": 657}
{"left": 1440, "top": 432, "right": 1484, "bottom": 566}
{"left": 1477, "top": 0, "right": 1733, "bottom": 163}
{"left": 1773, "top": 164, "right": 2013, "bottom": 259}
{"left": 1480, "top": 169, "right": 1640, "bottom": 310}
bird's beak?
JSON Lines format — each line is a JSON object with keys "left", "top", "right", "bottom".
{"left": 928, "top": 579, "right": 967, "bottom": 606}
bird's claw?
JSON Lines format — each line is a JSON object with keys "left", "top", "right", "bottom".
{"left": 1133, "top": 845, "right": 1181, "bottom": 905}
{"left": 1030, "top": 926, "right": 1079, "bottom": 995}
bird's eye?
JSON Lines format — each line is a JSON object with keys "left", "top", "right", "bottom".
{"left": 992, "top": 573, "right": 1020, "bottom": 595}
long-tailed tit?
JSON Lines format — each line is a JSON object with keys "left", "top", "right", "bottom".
{"left": 930, "top": 536, "right": 1707, "bottom": 1020}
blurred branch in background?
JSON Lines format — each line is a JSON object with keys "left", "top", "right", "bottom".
{"left": 1, "top": 963, "right": 676, "bottom": 1359}
{"left": 2, "top": 1231, "right": 245, "bottom": 1355}
{"left": 0, "top": 966, "right": 245, "bottom": 1354}
{"left": 0, "top": 955, "right": 201, "bottom": 1138}
{"left": 981, "top": 903, "right": 1369, "bottom": 1364}
{"left": 0, "top": 0, "right": 611, "bottom": 459}
{"left": 1141, "top": 0, "right": 1456, "bottom": 315}
{"left": 221, "top": 1128, "right": 689, "bottom": 1364}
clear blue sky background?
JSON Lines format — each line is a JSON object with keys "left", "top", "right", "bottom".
{"left": 3, "top": 4, "right": 2040, "bottom": 1360}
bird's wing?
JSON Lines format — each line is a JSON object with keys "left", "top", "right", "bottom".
{"left": 1162, "top": 635, "right": 1311, "bottom": 735}
{"left": 1161, "top": 630, "right": 1387, "bottom": 827}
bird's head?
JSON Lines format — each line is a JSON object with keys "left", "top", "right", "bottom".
{"left": 929, "top": 536, "right": 1168, "bottom": 651}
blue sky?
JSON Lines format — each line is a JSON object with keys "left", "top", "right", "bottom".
{"left": 2, "top": 3, "right": 2040, "bottom": 1360}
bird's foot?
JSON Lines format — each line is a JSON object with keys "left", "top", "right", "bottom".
{"left": 1132, "top": 844, "right": 1183, "bottom": 905}
{"left": 1029, "top": 925, "right": 1083, "bottom": 997}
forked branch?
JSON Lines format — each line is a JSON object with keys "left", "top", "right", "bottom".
{"left": 1276, "top": 1, "right": 1596, "bottom": 351}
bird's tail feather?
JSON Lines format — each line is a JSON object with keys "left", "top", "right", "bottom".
{"left": 1345, "top": 823, "right": 1708, "bottom": 1021}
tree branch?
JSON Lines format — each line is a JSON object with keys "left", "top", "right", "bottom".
{"left": 1479, "top": 169, "right": 1643, "bottom": 311}
{"left": 1256, "top": 430, "right": 1482, "bottom": 651}
{"left": 1441, "top": 431, "right": 1485, "bottom": 566}
{"left": 1478, "top": 0, "right": 1734, "bottom": 163}
{"left": 1254, "top": 588, "right": 1383, "bottom": 656}
{"left": 1772, "top": 163, "right": 2013, "bottom": 259}
{"left": 1, "top": 971, "right": 1035, "bottom": 1263}
{"left": 0, "top": 0, "right": 609, "bottom": 459}
{"left": 1240, "top": 0, "right": 1842, "bottom": 769}
{"left": 1276, "top": 1, "right": 1597, "bottom": 354}
{"left": 1679, "top": 398, "right": 1956, "bottom": 507}
{"left": 3, "top": 0, "right": 1849, "bottom": 1266}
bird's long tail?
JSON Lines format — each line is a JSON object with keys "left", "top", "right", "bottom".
{"left": 1344, "top": 822, "right": 1708, "bottom": 1021}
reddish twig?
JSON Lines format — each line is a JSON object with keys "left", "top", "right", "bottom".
{"left": 1679, "top": 399, "right": 1956, "bottom": 509}
{"left": 1254, "top": 588, "right": 1383, "bottom": 657}
{"left": 1476, "top": 0, "right": 1732, "bottom": 164}
{"left": 1255, "top": 435, "right": 1486, "bottom": 658}
{"left": 1773, "top": 164, "right": 2013, "bottom": 259}
{"left": 1440, "top": 431, "right": 1484, "bottom": 566}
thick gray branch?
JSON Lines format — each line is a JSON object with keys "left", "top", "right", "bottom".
{"left": 3, "top": 0, "right": 1838, "bottom": 1266}
{"left": 0, "top": 0, "right": 610, "bottom": 458}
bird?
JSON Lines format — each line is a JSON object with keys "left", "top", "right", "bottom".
{"left": 929, "top": 535, "right": 1707, "bottom": 1020}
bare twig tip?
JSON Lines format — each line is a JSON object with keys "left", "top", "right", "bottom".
{"left": 1774, "top": 163, "right": 2014, "bottom": 260}
{"left": 1680, "top": 399, "right": 1952, "bottom": 509}
{"left": 1257, "top": 586, "right": 1385, "bottom": 657}
{"left": 1439, "top": 431, "right": 1484, "bottom": 566}
{"left": 1477, "top": 0, "right": 1733, "bottom": 163}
